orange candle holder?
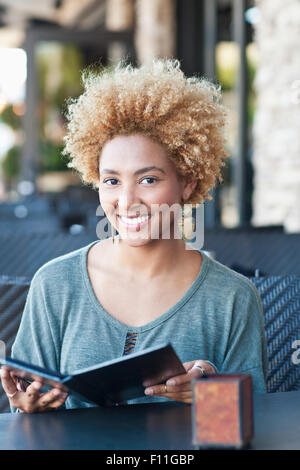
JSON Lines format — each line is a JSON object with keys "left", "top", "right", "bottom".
{"left": 192, "top": 374, "right": 254, "bottom": 449}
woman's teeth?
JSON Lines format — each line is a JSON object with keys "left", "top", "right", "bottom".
{"left": 119, "top": 215, "right": 151, "bottom": 225}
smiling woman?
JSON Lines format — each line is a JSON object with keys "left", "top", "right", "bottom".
{"left": 0, "top": 59, "right": 268, "bottom": 413}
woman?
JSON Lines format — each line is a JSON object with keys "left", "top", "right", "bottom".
{"left": 0, "top": 59, "right": 267, "bottom": 413}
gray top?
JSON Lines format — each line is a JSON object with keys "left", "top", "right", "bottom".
{"left": 11, "top": 240, "right": 268, "bottom": 410}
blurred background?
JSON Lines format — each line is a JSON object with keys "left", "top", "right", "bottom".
{"left": 0, "top": 0, "right": 299, "bottom": 278}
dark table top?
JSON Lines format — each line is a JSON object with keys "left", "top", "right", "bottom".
{"left": 1, "top": 390, "right": 300, "bottom": 450}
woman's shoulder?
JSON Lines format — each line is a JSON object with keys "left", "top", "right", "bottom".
{"left": 200, "top": 250, "right": 260, "bottom": 301}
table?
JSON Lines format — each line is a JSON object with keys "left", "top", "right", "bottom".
{"left": 0, "top": 391, "right": 300, "bottom": 450}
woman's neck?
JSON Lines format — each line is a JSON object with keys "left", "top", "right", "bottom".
{"left": 112, "top": 237, "right": 189, "bottom": 282}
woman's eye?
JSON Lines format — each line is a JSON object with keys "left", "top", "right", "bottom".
{"left": 140, "top": 177, "right": 158, "bottom": 184}
{"left": 103, "top": 178, "right": 119, "bottom": 185}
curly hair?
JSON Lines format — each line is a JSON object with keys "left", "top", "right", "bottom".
{"left": 62, "top": 58, "right": 229, "bottom": 205}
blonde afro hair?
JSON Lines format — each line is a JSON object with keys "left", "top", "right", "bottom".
{"left": 63, "top": 59, "right": 229, "bottom": 204}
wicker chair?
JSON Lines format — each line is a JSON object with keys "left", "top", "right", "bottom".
{"left": 0, "top": 276, "right": 30, "bottom": 412}
{"left": 204, "top": 228, "right": 300, "bottom": 276}
{"left": 0, "top": 231, "right": 97, "bottom": 279}
{"left": 250, "top": 275, "right": 300, "bottom": 393}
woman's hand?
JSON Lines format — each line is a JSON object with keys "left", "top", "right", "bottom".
{"left": 0, "top": 368, "right": 68, "bottom": 413}
{"left": 144, "top": 360, "right": 215, "bottom": 404}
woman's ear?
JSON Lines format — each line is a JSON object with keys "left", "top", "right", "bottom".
{"left": 182, "top": 177, "right": 197, "bottom": 202}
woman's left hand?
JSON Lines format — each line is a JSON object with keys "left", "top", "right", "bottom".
{"left": 144, "top": 360, "right": 215, "bottom": 404}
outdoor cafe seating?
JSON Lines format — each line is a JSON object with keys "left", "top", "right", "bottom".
{"left": 1, "top": 194, "right": 300, "bottom": 449}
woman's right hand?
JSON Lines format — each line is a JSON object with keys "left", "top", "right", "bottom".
{"left": 0, "top": 367, "right": 68, "bottom": 413}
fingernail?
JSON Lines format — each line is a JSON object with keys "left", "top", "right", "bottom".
{"left": 144, "top": 388, "right": 153, "bottom": 395}
{"left": 53, "top": 389, "right": 60, "bottom": 396}
{"left": 166, "top": 379, "right": 176, "bottom": 386}
{"left": 33, "top": 382, "right": 41, "bottom": 390}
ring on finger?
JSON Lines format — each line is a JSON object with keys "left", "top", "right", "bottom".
{"left": 194, "top": 365, "right": 206, "bottom": 377}
{"left": 7, "top": 390, "right": 18, "bottom": 398}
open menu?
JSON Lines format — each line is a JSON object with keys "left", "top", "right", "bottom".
{"left": 0, "top": 343, "right": 185, "bottom": 406}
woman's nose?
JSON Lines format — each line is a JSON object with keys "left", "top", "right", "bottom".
{"left": 116, "top": 186, "right": 141, "bottom": 214}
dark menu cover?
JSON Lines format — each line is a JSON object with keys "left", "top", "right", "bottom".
{"left": 0, "top": 343, "right": 185, "bottom": 406}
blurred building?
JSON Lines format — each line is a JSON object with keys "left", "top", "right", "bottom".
{"left": 252, "top": 0, "right": 300, "bottom": 232}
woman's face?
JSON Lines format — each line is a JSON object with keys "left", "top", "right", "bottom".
{"left": 98, "top": 134, "right": 195, "bottom": 246}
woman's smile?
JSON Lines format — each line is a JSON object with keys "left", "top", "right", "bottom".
{"left": 117, "top": 214, "right": 152, "bottom": 231}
